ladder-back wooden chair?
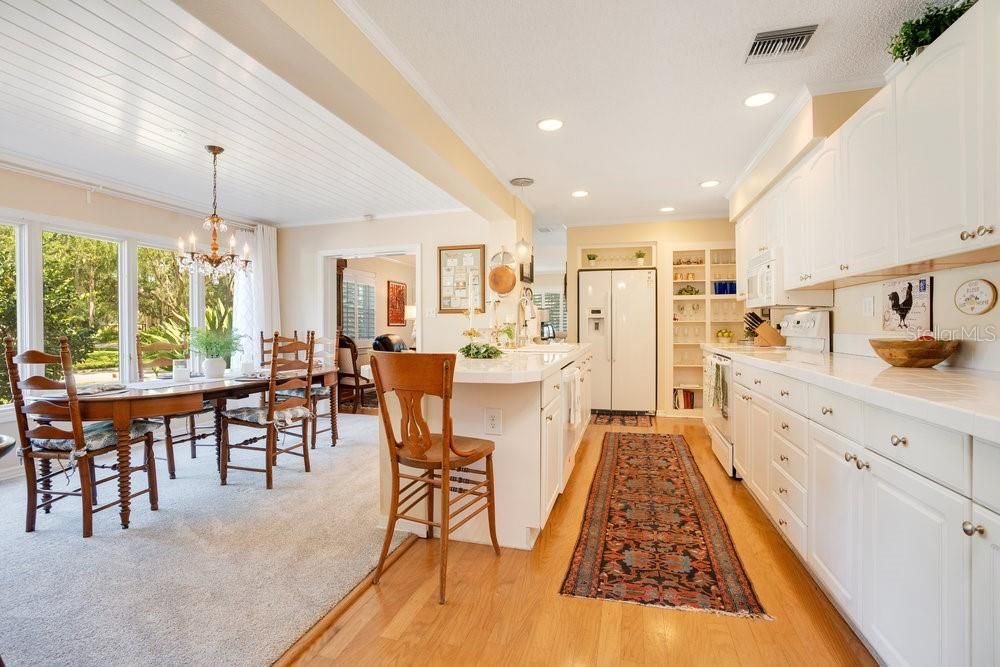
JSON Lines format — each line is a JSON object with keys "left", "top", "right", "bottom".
{"left": 5, "top": 336, "right": 158, "bottom": 537}
{"left": 135, "top": 335, "right": 214, "bottom": 478}
{"left": 370, "top": 352, "right": 500, "bottom": 603}
{"left": 338, "top": 334, "right": 374, "bottom": 413}
{"left": 221, "top": 331, "right": 315, "bottom": 489}
{"left": 259, "top": 330, "right": 299, "bottom": 367}
{"left": 277, "top": 335, "right": 338, "bottom": 448}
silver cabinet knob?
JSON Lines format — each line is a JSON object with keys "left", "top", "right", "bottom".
{"left": 735, "top": 370, "right": 742, "bottom": 377}
{"left": 780, "top": 422, "right": 789, "bottom": 430}
{"left": 977, "top": 225, "right": 995, "bottom": 237}
{"left": 960, "top": 229, "right": 977, "bottom": 241}
{"left": 546, "top": 415, "right": 554, "bottom": 422}
{"left": 890, "top": 434, "right": 908, "bottom": 447}
{"left": 753, "top": 378, "right": 762, "bottom": 385}
{"left": 855, "top": 458, "right": 870, "bottom": 471}
{"left": 844, "top": 452, "right": 857, "bottom": 463}
{"left": 778, "top": 487, "right": 788, "bottom": 494}
{"left": 821, "top": 406, "right": 833, "bottom": 415}
{"left": 963, "top": 521, "right": 986, "bottom": 536}
{"left": 840, "top": 264, "right": 849, "bottom": 271}
{"left": 778, "top": 519, "right": 788, "bottom": 527}
{"left": 779, "top": 389, "right": 789, "bottom": 397}
{"left": 779, "top": 454, "right": 789, "bottom": 462}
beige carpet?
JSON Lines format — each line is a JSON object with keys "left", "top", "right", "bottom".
{"left": 0, "top": 413, "right": 404, "bottom": 667}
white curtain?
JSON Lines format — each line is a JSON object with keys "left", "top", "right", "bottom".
{"left": 231, "top": 223, "right": 281, "bottom": 368}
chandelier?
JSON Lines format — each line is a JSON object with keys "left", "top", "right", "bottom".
{"left": 177, "top": 145, "right": 251, "bottom": 283}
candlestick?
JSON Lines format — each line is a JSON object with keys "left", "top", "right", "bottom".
{"left": 177, "top": 237, "right": 184, "bottom": 252}
{"left": 229, "top": 234, "right": 236, "bottom": 250}
{"left": 188, "top": 233, "right": 196, "bottom": 251}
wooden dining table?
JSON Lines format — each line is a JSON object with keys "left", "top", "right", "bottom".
{"left": 45, "top": 368, "right": 339, "bottom": 530}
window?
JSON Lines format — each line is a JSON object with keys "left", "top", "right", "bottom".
{"left": 204, "top": 274, "right": 235, "bottom": 363}
{"left": 42, "top": 231, "right": 119, "bottom": 381}
{"left": 137, "top": 245, "right": 190, "bottom": 374}
{"left": 533, "top": 290, "right": 567, "bottom": 332}
{"left": 342, "top": 269, "right": 376, "bottom": 344}
{"left": 0, "top": 225, "right": 16, "bottom": 404}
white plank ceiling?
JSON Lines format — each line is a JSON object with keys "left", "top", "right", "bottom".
{"left": 0, "top": 0, "right": 465, "bottom": 226}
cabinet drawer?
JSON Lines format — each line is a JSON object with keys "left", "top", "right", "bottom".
{"left": 771, "top": 491, "right": 807, "bottom": 559}
{"left": 973, "top": 438, "right": 1000, "bottom": 514}
{"left": 772, "top": 431, "right": 807, "bottom": 488}
{"left": 767, "top": 374, "right": 808, "bottom": 416}
{"left": 771, "top": 462, "right": 806, "bottom": 522}
{"left": 771, "top": 404, "right": 808, "bottom": 452}
{"left": 864, "top": 405, "right": 971, "bottom": 495}
{"left": 541, "top": 372, "right": 562, "bottom": 406}
{"left": 808, "top": 385, "right": 863, "bottom": 442}
{"left": 733, "top": 362, "right": 769, "bottom": 393}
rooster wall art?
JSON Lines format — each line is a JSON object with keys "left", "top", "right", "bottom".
{"left": 882, "top": 275, "right": 932, "bottom": 333}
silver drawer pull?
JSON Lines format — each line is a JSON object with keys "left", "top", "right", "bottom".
{"left": 855, "top": 458, "right": 870, "bottom": 471}
{"left": 821, "top": 406, "right": 833, "bottom": 415}
{"left": 779, "top": 389, "right": 789, "bottom": 397}
{"left": 778, "top": 487, "right": 788, "bottom": 494}
{"left": 753, "top": 378, "right": 762, "bottom": 385}
{"left": 839, "top": 264, "right": 849, "bottom": 271}
{"left": 778, "top": 519, "right": 788, "bottom": 527}
{"left": 779, "top": 454, "right": 789, "bottom": 463}
{"left": 735, "top": 370, "right": 742, "bottom": 377}
{"left": 844, "top": 452, "right": 857, "bottom": 463}
{"left": 889, "top": 434, "right": 908, "bottom": 447}
{"left": 963, "top": 521, "right": 986, "bottom": 536}
{"left": 960, "top": 229, "right": 977, "bottom": 241}
{"left": 546, "top": 415, "right": 554, "bottom": 422}
{"left": 780, "top": 422, "right": 789, "bottom": 431}
{"left": 977, "top": 225, "right": 995, "bottom": 237}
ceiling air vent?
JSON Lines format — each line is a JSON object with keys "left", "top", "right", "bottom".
{"left": 745, "top": 25, "right": 818, "bottom": 64}
{"left": 536, "top": 225, "right": 555, "bottom": 234}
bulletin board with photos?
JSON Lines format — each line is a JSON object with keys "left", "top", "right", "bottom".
{"left": 438, "top": 244, "right": 486, "bottom": 313}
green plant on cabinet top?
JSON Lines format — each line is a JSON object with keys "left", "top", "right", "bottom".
{"left": 888, "top": 0, "right": 976, "bottom": 62}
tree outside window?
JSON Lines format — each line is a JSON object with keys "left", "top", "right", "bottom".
{"left": 0, "top": 225, "right": 16, "bottom": 403}
{"left": 137, "top": 245, "right": 190, "bottom": 376}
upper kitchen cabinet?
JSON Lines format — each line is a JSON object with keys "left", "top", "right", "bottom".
{"left": 985, "top": 0, "right": 1000, "bottom": 246}
{"left": 804, "top": 139, "right": 844, "bottom": 283}
{"left": 840, "top": 85, "right": 899, "bottom": 274}
{"left": 895, "top": 0, "right": 984, "bottom": 263}
{"left": 780, "top": 159, "right": 810, "bottom": 289}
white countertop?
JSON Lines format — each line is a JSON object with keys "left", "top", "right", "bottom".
{"left": 454, "top": 343, "right": 592, "bottom": 384}
{"left": 703, "top": 343, "right": 1000, "bottom": 443}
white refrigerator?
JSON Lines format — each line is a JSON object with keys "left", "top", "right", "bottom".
{"left": 578, "top": 269, "right": 657, "bottom": 413}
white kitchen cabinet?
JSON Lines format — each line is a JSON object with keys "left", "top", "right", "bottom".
{"left": 540, "top": 397, "right": 562, "bottom": 525}
{"left": 780, "top": 161, "right": 810, "bottom": 288}
{"left": 840, "top": 84, "right": 899, "bottom": 274}
{"left": 735, "top": 218, "right": 749, "bottom": 300}
{"left": 985, "top": 0, "right": 1000, "bottom": 250}
{"left": 862, "top": 449, "right": 970, "bottom": 667}
{"left": 747, "top": 393, "right": 771, "bottom": 506}
{"left": 732, "top": 385, "right": 750, "bottom": 479}
{"left": 807, "top": 424, "right": 865, "bottom": 626}
{"left": 757, "top": 187, "right": 782, "bottom": 254}
{"left": 895, "top": 0, "right": 983, "bottom": 263}
{"left": 971, "top": 503, "right": 1000, "bottom": 667}
{"left": 804, "top": 139, "right": 844, "bottom": 283}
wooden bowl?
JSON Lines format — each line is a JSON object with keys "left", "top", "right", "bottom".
{"left": 868, "top": 339, "right": 960, "bottom": 368}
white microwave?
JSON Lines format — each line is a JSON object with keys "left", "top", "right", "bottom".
{"left": 745, "top": 249, "right": 833, "bottom": 308}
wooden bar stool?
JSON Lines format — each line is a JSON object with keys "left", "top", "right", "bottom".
{"left": 370, "top": 351, "right": 500, "bottom": 603}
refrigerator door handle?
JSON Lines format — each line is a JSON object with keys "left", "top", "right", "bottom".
{"left": 605, "top": 291, "right": 612, "bottom": 362}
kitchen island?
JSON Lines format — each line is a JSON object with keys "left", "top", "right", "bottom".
{"left": 378, "top": 343, "right": 593, "bottom": 550}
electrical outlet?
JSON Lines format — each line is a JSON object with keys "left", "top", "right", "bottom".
{"left": 484, "top": 408, "right": 502, "bottom": 435}
{"left": 863, "top": 295, "right": 875, "bottom": 318}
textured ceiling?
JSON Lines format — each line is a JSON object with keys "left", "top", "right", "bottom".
{"left": 0, "top": 0, "right": 463, "bottom": 226}
{"left": 345, "top": 0, "right": 925, "bottom": 227}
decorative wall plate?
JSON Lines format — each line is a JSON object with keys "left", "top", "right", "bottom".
{"left": 954, "top": 278, "right": 997, "bottom": 315}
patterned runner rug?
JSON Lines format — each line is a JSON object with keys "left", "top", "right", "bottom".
{"left": 561, "top": 432, "right": 768, "bottom": 618}
{"left": 590, "top": 412, "right": 654, "bottom": 427}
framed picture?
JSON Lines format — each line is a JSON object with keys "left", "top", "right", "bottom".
{"left": 387, "top": 280, "right": 407, "bottom": 326}
{"left": 882, "top": 274, "right": 933, "bottom": 333}
{"left": 438, "top": 244, "right": 486, "bottom": 313}
{"left": 519, "top": 254, "right": 534, "bottom": 283}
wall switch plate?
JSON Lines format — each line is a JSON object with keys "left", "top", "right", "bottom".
{"left": 484, "top": 408, "right": 502, "bottom": 435}
{"left": 863, "top": 296, "right": 875, "bottom": 318}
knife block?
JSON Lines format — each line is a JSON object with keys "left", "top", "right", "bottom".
{"left": 753, "top": 322, "right": 787, "bottom": 347}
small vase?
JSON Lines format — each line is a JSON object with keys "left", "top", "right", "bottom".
{"left": 636, "top": 258, "right": 646, "bottom": 266}
{"left": 588, "top": 259, "right": 597, "bottom": 267}
{"left": 203, "top": 357, "right": 226, "bottom": 379}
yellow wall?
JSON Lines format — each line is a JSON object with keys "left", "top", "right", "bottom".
{"left": 567, "top": 218, "right": 734, "bottom": 414}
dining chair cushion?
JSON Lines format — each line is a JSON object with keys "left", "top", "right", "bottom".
{"left": 276, "top": 386, "right": 332, "bottom": 398}
{"left": 31, "top": 420, "right": 160, "bottom": 452}
{"left": 222, "top": 405, "right": 313, "bottom": 427}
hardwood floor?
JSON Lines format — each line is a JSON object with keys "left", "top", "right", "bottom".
{"left": 298, "top": 418, "right": 874, "bottom": 666}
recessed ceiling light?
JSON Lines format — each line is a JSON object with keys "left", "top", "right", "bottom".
{"left": 700, "top": 180, "right": 720, "bottom": 189}
{"left": 537, "top": 118, "right": 564, "bottom": 132}
{"left": 743, "top": 91, "right": 776, "bottom": 107}
{"left": 659, "top": 206, "right": 675, "bottom": 213}
{"left": 571, "top": 190, "right": 589, "bottom": 198}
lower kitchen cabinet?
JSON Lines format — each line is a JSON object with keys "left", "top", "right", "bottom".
{"left": 540, "top": 397, "right": 562, "bottom": 525}
{"left": 861, "top": 450, "right": 970, "bottom": 667}
{"left": 971, "top": 503, "right": 1000, "bottom": 666}
{"left": 747, "top": 393, "right": 771, "bottom": 506}
{"left": 732, "top": 385, "right": 750, "bottom": 479}
{"left": 807, "top": 424, "right": 865, "bottom": 626}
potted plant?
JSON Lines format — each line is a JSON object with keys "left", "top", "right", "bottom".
{"left": 888, "top": 1, "right": 975, "bottom": 62}
{"left": 586, "top": 253, "right": 598, "bottom": 267}
{"left": 635, "top": 250, "right": 647, "bottom": 266}
{"left": 190, "top": 328, "right": 242, "bottom": 379}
